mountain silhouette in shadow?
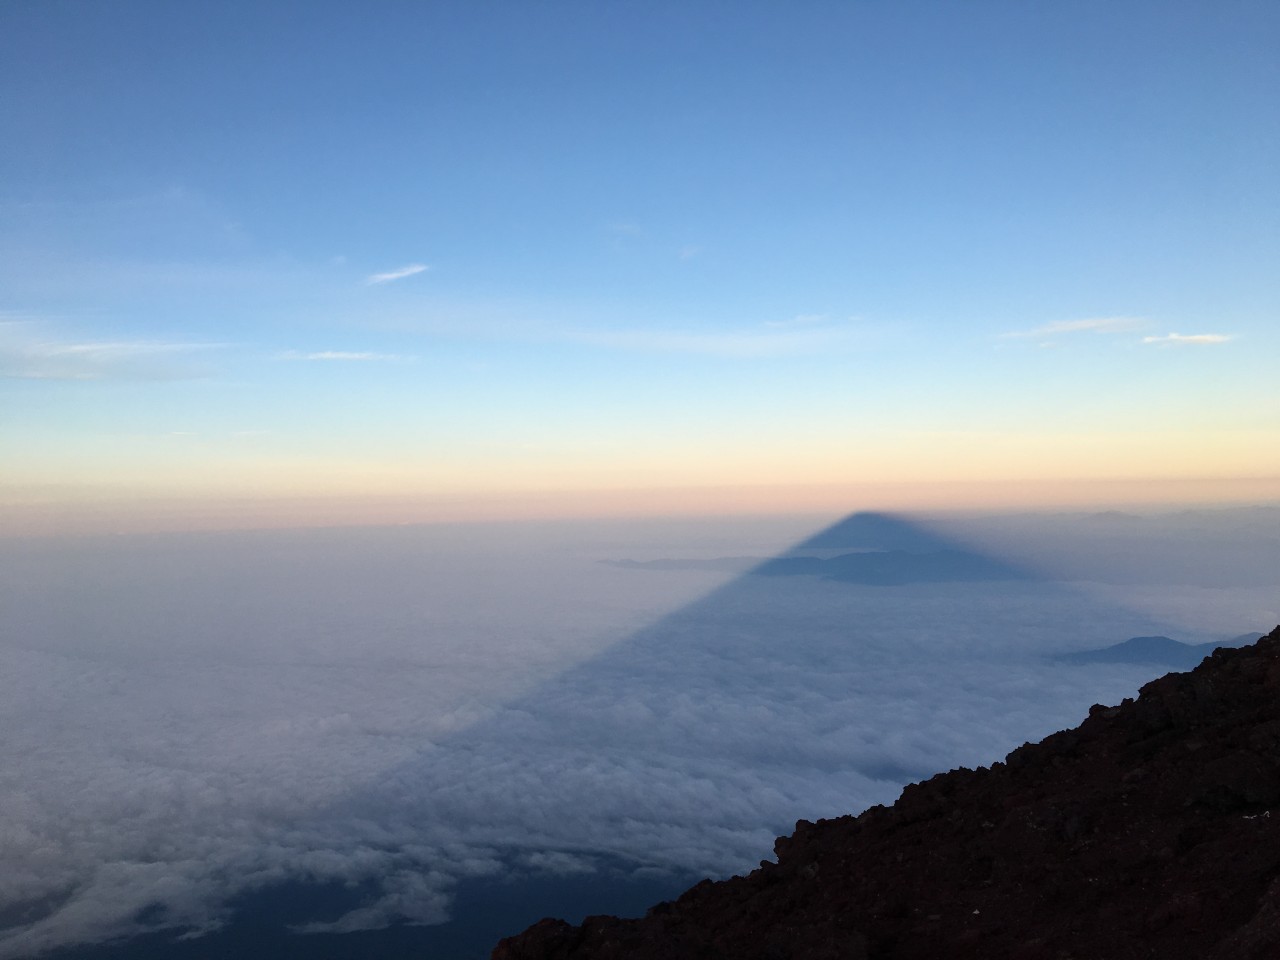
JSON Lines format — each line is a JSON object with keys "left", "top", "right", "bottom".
{"left": 1055, "top": 632, "right": 1263, "bottom": 670}
{"left": 754, "top": 513, "right": 1033, "bottom": 585}
{"left": 786, "top": 512, "right": 969, "bottom": 552}
{"left": 606, "top": 513, "right": 1035, "bottom": 585}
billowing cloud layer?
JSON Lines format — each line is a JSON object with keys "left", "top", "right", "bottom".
{"left": 0, "top": 511, "right": 1276, "bottom": 956}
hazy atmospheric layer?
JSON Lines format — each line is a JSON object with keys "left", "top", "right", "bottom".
{"left": 1, "top": 507, "right": 1277, "bottom": 957}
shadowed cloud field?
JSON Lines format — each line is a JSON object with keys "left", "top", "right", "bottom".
{"left": 2, "top": 508, "right": 1277, "bottom": 959}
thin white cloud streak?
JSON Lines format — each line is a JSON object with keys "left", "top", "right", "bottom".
{"left": 280, "top": 350, "right": 413, "bottom": 362}
{"left": 1001, "top": 316, "right": 1147, "bottom": 338}
{"left": 31, "top": 341, "right": 212, "bottom": 359}
{"left": 567, "top": 323, "right": 860, "bottom": 359}
{"left": 365, "top": 264, "right": 429, "bottom": 285}
{"left": 0, "top": 324, "right": 224, "bottom": 380}
{"left": 1142, "top": 332, "right": 1232, "bottom": 345}
{"left": 375, "top": 312, "right": 868, "bottom": 359}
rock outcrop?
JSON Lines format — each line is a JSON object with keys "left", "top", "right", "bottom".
{"left": 494, "top": 626, "right": 1280, "bottom": 960}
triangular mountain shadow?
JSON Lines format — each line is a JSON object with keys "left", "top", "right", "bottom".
{"left": 787, "top": 512, "right": 967, "bottom": 552}
{"left": 45, "top": 513, "right": 1218, "bottom": 960}
{"left": 607, "top": 512, "right": 1036, "bottom": 585}
{"left": 752, "top": 514, "right": 1034, "bottom": 591}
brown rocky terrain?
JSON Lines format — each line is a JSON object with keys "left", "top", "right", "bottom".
{"left": 493, "top": 625, "right": 1280, "bottom": 960}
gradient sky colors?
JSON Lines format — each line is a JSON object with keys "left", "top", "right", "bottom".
{"left": 3, "top": 1, "right": 1278, "bottom": 531}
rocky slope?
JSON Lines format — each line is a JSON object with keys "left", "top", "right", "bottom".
{"left": 494, "top": 626, "right": 1280, "bottom": 960}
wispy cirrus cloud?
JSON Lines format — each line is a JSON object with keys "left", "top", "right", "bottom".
{"left": 1001, "top": 316, "right": 1147, "bottom": 339}
{"left": 1141, "top": 332, "right": 1232, "bottom": 346}
{"left": 567, "top": 320, "right": 860, "bottom": 359}
{"left": 280, "top": 350, "right": 413, "bottom": 362}
{"left": 0, "top": 322, "right": 223, "bottom": 381}
{"left": 365, "top": 264, "right": 429, "bottom": 285}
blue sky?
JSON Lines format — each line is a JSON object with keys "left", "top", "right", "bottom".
{"left": 2, "top": 0, "right": 1277, "bottom": 527}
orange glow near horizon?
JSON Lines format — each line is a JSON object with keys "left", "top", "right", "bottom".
{"left": 4, "top": 475, "right": 1278, "bottom": 539}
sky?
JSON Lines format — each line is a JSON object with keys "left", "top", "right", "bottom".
{"left": 3, "top": 7, "right": 1279, "bottom": 954}
{"left": 2, "top": 0, "right": 1278, "bottom": 533}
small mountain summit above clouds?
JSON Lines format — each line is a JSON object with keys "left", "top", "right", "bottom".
{"left": 494, "top": 626, "right": 1280, "bottom": 960}
{"left": 1055, "top": 634, "right": 1258, "bottom": 670}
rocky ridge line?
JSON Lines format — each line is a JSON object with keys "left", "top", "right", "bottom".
{"left": 494, "top": 625, "right": 1280, "bottom": 960}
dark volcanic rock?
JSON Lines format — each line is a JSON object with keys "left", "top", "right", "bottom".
{"left": 493, "top": 626, "right": 1280, "bottom": 960}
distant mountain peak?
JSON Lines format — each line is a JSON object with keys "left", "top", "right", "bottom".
{"left": 1056, "top": 634, "right": 1251, "bottom": 669}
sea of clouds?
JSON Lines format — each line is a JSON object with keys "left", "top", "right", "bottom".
{"left": 1, "top": 508, "right": 1276, "bottom": 957}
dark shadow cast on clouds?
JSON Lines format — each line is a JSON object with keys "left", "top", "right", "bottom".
{"left": 42, "top": 511, "right": 1237, "bottom": 960}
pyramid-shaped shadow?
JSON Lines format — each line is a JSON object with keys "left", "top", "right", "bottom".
{"left": 50, "top": 512, "right": 1199, "bottom": 960}
{"left": 751, "top": 511, "right": 1034, "bottom": 583}
{"left": 268, "top": 513, "right": 1188, "bottom": 944}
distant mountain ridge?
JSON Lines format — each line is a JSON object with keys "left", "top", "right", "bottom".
{"left": 494, "top": 625, "right": 1280, "bottom": 960}
{"left": 1056, "top": 633, "right": 1263, "bottom": 670}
